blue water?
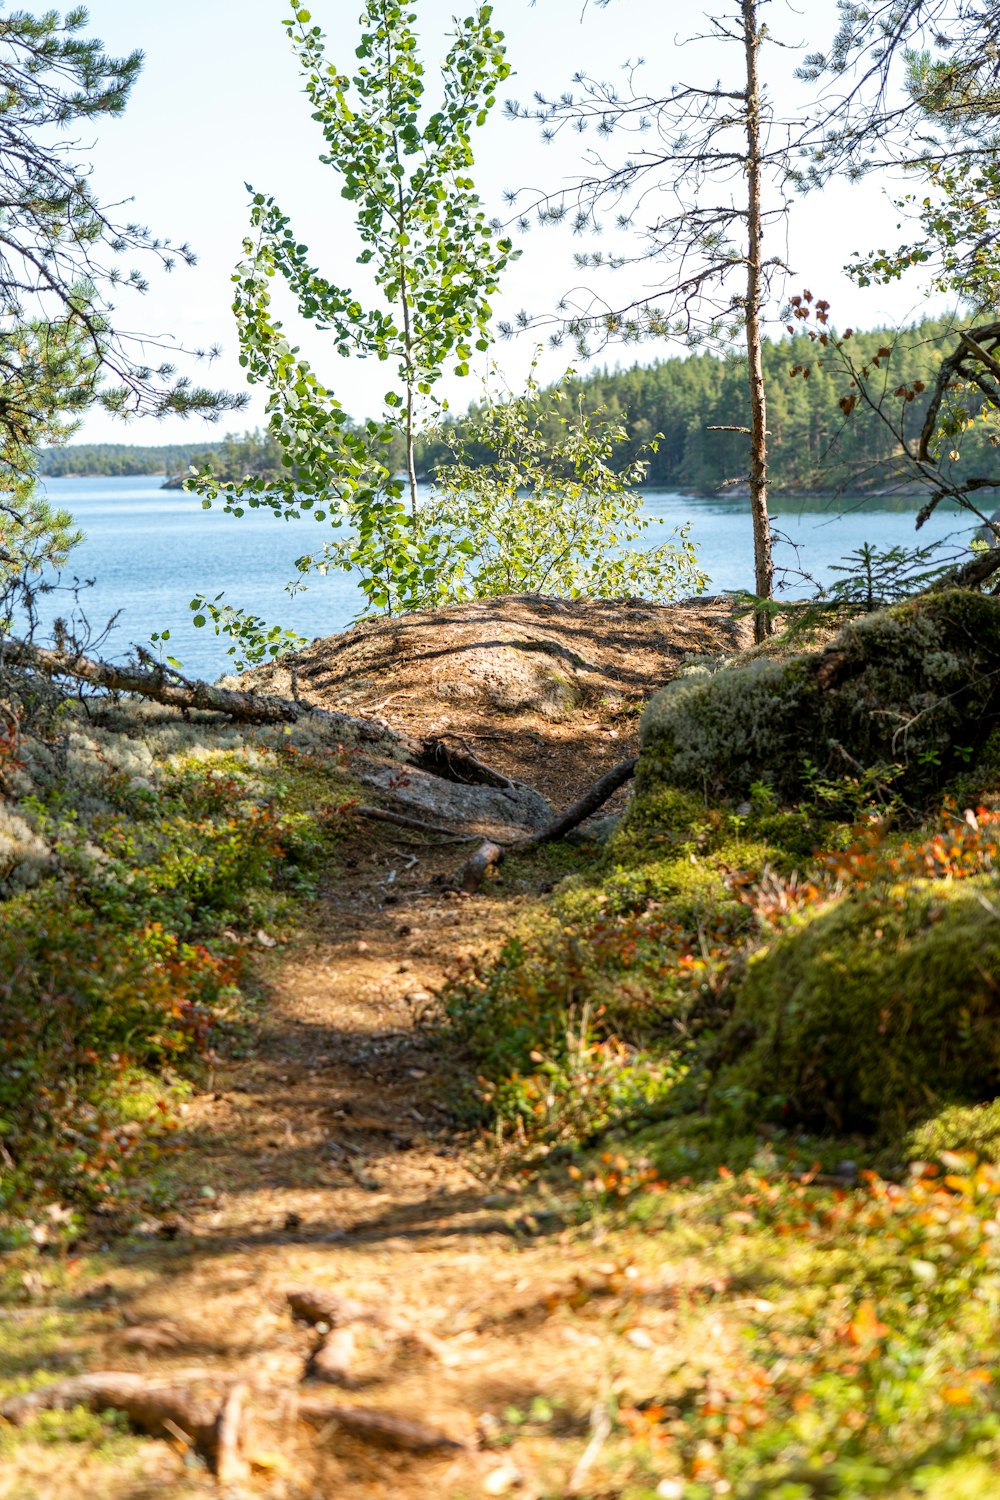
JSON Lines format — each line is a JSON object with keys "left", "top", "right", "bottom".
{"left": 22, "top": 476, "right": 979, "bottom": 681}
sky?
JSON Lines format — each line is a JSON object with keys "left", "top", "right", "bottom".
{"left": 69, "top": 0, "right": 937, "bottom": 446}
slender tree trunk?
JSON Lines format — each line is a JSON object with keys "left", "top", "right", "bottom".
{"left": 743, "top": 0, "right": 774, "bottom": 642}
{"left": 396, "top": 174, "right": 420, "bottom": 530}
{"left": 404, "top": 375, "right": 419, "bottom": 525}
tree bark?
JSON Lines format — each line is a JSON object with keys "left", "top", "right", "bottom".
{"left": 0, "top": 634, "right": 514, "bottom": 791}
{"left": 743, "top": 0, "right": 774, "bottom": 642}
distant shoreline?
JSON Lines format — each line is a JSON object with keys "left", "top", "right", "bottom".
{"left": 41, "top": 470, "right": 937, "bottom": 503}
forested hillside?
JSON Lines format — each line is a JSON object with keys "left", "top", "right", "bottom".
{"left": 50, "top": 321, "right": 998, "bottom": 497}
{"left": 416, "top": 318, "right": 997, "bottom": 493}
{"left": 37, "top": 429, "right": 285, "bottom": 481}
{"left": 37, "top": 441, "right": 211, "bottom": 477}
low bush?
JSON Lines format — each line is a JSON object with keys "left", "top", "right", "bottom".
{"left": 0, "top": 698, "right": 347, "bottom": 1211}
{"left": 443, "top": 595, "right": 1000, "bottom": 1168}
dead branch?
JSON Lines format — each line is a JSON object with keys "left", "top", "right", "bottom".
{"left": 0, "top": 635, "right": 301, "bottom": 725}
{"left": 0, "top": 633, "right": 518, "bottom": 795}
{"left": 459, "top": 755, "right": 638, "bottom": 892}
{"left": 461, "top": 840, "right": 506, "bottom": 894}
{"left": 932, "top": 543, "right": 1000, "bottom": 593}
{"left": 919, "top": 320, "right": 1000, "bottom": 464}
{"left": 523, "top": 755, "right": 638, "bottom": 848}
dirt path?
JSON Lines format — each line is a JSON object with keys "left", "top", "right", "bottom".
{"left": 7, "top": 823, "right": 699, "bottom": 1500}
{"left": 4, "top": 599, "right": 757, "bottom": 1499}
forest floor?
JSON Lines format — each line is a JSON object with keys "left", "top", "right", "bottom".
{"left": 1, "top": 596, "right": 764, "bottom": 1500}
{"left": 5, "top": 594, "right": 996, "bottom": 1500}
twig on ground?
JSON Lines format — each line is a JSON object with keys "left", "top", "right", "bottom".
{"left": 354, "top": 805, "right": 483, "bottom": 843}
{"left": 568, "top": 1395, "right": 613, "bottom": 1494}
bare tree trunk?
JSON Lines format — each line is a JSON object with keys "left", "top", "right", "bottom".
{"left": 396, "top": 174, "right": 420, "bottom": 530}
{"left": 743, "top": 0, "right": 774, "bottom": 643}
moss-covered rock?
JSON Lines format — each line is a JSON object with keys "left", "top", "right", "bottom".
{"left": 639, "top": 590, "right": 1000, "bottom": 805}
{"left": 712, "top": 877, "right": 1000, "bottom": 1136}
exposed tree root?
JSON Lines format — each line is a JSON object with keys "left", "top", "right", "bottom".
{"left": 308, "top": 1328, "right": 358, "bottom": 1386}
{"left": 353, "top": 805, "right": 483, "bottom": 843}
{"left": 0, "top": 1372, "right": 227, "bottom": 1470}
{"left": 356, "top": 754, "right": 639, "bottom": 893}
{"left": 215, "top": 1383, "right": 250, "bottom": 1486}
{"left": 296, "top": 1396, "right": 466, "bottom": 1452}
{"left": 0, "top": 1366, "right": 464, "bottom": 1473}
{"left": 286, "top": 1286, "right": 390, "bottom": 1330}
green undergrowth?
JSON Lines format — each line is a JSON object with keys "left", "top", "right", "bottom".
{"left": 443, "top": 593, "right": 1000, "bottom": 1173}
{"left": 441, "top": 593, "right": 1000, "bottom": 1493}
{"left": 558, "top": 1155, "right": 1000, "bottom": 1498}
{"left": 0, "top": 695, "right": 351, "bottom": 1223}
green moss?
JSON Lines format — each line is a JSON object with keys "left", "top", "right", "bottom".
{"left": 639, "top": 591, "right": 1000, "bottom": 807}
{"left": 907, "top": 1099, "right": 1000, "bottom": 1164}
{"left": 713, "top": 876, "right": 1000, "bottom": 1136}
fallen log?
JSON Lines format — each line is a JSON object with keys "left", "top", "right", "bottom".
{"left": 0, "top": 634, "right": 510, "bottom": 785}
{"left": 0, "top": 636, "right": 302, "bottom": 726}
{"left": 0, "top": 633, "right": 552, "bottom": 835}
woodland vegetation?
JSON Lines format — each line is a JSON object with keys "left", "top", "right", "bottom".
{"left": 41, "top": 315, "right": 995, "bottom": 496}
{"left": 4, "top": 0, "right": 1000, "bottom": 1495}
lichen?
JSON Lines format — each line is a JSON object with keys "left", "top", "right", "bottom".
{"left": 638, "top": 590, "right": 1000, "bottom": 806}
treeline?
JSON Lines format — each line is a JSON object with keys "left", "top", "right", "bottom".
{"left": 413, "top": 318, "right": 995, "bottom": 493}
{"left": 37, "top": 441, "right": 210, "bottom": 477}
{"left": 37, "top": 429, "right": 286, "bottom": 481}
{"left": 40, "top": 320, "right": 997, "bottom": 495}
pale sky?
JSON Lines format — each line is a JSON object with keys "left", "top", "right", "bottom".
{"left": 71, "top": 0, "right": 935, "bottom": 445}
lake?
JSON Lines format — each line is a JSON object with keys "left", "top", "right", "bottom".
{"left": 21, "top": 475, "right": 981, "bottom": 682}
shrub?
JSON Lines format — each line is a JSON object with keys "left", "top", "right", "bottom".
{"left": 0, "top": 699, "right": 347, "bottom": 1207}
